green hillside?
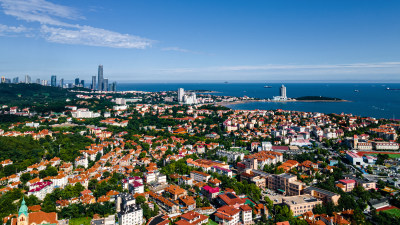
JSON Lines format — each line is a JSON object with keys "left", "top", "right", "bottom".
{"left": 0, "top": 83, "right": 75, "bottom": 112}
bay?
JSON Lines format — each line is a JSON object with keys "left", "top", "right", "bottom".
{"left": 117, "top": 83, "right": 400, "bottom": 119}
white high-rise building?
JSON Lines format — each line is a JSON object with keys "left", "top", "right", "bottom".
{"left": 280, "top": 85, "right": 287, "bottom": 99}
{"left": 273, "top": 84, "right": 288, "bottom": 101}
{"left": 25, "top": 75, "right": 31, "bottom": 84}
{"left": 178, "top": 88, "right": 185, "bottom": 102}
{"left": 184, "top": 92, "right": 197, "bottom": 104}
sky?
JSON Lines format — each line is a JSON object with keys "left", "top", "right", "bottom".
{"left": 0, "top": 0, "right": 400, "bottom": 83}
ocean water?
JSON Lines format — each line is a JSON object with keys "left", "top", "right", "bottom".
{"left": 117, "top": 83, "right": 400, "bottom": 119}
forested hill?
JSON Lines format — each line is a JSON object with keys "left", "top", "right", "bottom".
{"left": 0, "top": 83, "right": 75, "bottom": 112}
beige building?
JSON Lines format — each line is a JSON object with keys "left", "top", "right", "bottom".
{"left": 282, "top": 194, "right": 322, "bottom": 216}
{"left": 303, "top": 186, "right": 340, "bottom": 205}
{"left": 267, "top": 173, "right": 305, "bottom": 196}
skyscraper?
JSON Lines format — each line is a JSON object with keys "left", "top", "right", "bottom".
{"left": 92, "top": 76, "right": 96, "bottom": 90}
{"left": 1, "top": 76, "right": 5, "bottom": 83}
{"left": 25, "top": 75, "right": 31, "bottom": 84}
{"left": 60, "top": 78, "right": 64, "bottom": 88}
{"left": 110, "top": 81, "right": 117, "bottom": 92}
{"left": 178, "top": 88, "right": 185, "bottom": 102}
{"left": 75, "top": 78, "right": 80, "bottom": 86}
{"left": 98, "top": 65, "right": 104, "bottom": 91}
{"left": 12, "top": 77, "right": 19, "bottom": 84}
{"left": 51, "top": 75, "right": 57, "bottom": 87}
{"left": 80, "top": 80, "right": 85, "bottom": 88}
{"left": 280, "top": 85, "right": 287, "bottom": 99}
{"left": 36, "top": 78, "right": 40, "bottom": 84}
{"left": 103, "top": 78, "right": 108, "bottom": 91}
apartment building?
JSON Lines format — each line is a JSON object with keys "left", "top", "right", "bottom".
{"left": 267, "top": 173, "right": 305, "bottom": 196}
{"left": 190, "top": 170, "right": 211, "bottom": 183}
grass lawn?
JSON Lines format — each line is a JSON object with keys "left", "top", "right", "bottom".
{"left": 387, "top": 154, "right": 400, "bottom": 159}
{"left": 368, "top": 153, "right": 400, "bottom": 159}
{"left": 208, "top": 219, "right": 219, "bottom": 225}
{"left": 383, "top": 208, "right": 400, "bottom": 217}
{"left": 69, "top": 217, "right": 92, "bottom": 225}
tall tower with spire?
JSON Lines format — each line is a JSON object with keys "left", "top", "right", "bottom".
{"left": 98, "top": 65, "right": 104, "bottom": 91}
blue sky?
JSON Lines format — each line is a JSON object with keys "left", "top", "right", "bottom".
{"left": 0, "top": 0, "right": 400, "bottom": 82}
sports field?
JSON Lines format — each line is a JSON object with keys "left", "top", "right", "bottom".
{"left": 367, "top": 153, "right": 400, "bottom": 159}
{"left": 384, "top": 208, "right": 400, "bottom": 217}
{"left": 69, "top": 217, "right": 91, "bottom": 225}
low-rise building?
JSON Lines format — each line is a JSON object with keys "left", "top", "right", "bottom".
{"left": 282, "top": 194, "right": 322, "bottom": 216}
{"left": 190, "top": 171, "right": 211, "bottom": 183}
{"left": 303, "top": 186, "right": 341, "bottom": 205}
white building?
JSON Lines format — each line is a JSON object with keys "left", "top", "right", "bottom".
{"left": 211, "top": 166, "right": 233, "bottom": 178}
{"left": 178, "top": 88, "right": 185, "bottom": 102}
{"left": 273, "top": 84, "right": 288, "bottom": 101}
{"left": 71, "top": 108, "right": 100, "bottom": 118}
{"left": 346, "top": 151, "right": 364, "bottom": 166}
{"left": 28, "top": 181, "right": 54, "bottom": 200}
{"left": 75, "top": 156, "right": 89, "bottom": 168}
{"left": 49, "top": 174, "right": 68, "bottom": 188}
{"left": 184, "top": 92, "right": 197, "bottom": 104}
{"left": 113, "top": 105, "right": 128, "bottom": 111}
{"left": 26, "top": 122, "right": 40, "bottom": 128}
{"left": 178, "top": 88, "right": 198, "bottom": 104}
{"left": 117, "top": 194, "right": 143, "bottom": 225}
{"left": 261, "top": 142, "right": 272, "bottom": 151}
{"left": 374, "top": 142, "right": 399, "bottom": 150}
{"left": 217, "top": 150, "right": 244, "bottom": 162}
{"left": 129, "top": 181, "right": 144, "bottom": 194}
{"left": 115, "top": 98, "right": 127, "bottom": 105}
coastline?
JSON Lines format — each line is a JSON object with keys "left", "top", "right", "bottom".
{"left": 215, "top": 99, "right": 350, "bottom": 107}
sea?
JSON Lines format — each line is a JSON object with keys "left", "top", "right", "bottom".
{"left": 117, "top": 83, "right": 400, "bottom": 119}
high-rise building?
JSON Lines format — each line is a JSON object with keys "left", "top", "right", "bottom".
{"left": 36, "top": 78, "right": 40, "bottom": 84}
{"left": 80, "top": 80, "right": 85, "bottom": 88}
{"left": 51, "top": 75, "right": 57, "bottom": 87}
{"left": 110, "top": 81, "right": 117, "bottom": 92}
{"left": 280, "top": 85, "right": 287, "bottom": 99}
{"left": 91, "top": 76, "right": 96, "bottom": 90}
{"left": 183, "top": 92, "right": 197, "bottom": 104}
{"left": 178, "top": 88, "right": 185, "bottom": 102}
{"left": 98, "top": 65, "right": 104, "bottom": 91}
{"left": 12, "top": 77, "right": 19, "bottom": 84}
{"left": 1, "top": 76, "right": 5, "bottom": 83}
{"left": 60, "top": 78, "right": 64, "bottom": 88}
{"left": 25, "top": 75, "right": 31, "bottom": 84}
{"left": 75, "top": 78, "right": 80, "bottom": 86}
{"left": 41, "top": 80, "right": 48, "bottom": 86}
{"left": 103, "top": 78, "right": 108, "bottom": 91}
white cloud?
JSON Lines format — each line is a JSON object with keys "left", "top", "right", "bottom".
{"left": 162, "top": 47, "right": 192, "bottom": 53}
{"left": 157, "top": 62, "right": 400, "bottom": 75}
{"left": 0, "top": 0, "right": 153, "bottom": 49}
{"left": 0, "top": 0, "right": 81, "bottom": 27}
{"left": 0, "top": 24, "right": 29, "bottom": 36}
{"left": 40, "top": 25, "right": 153, "bottom": 49}
{"left": 162, "top": 46, "right": 205, "bottom": 55}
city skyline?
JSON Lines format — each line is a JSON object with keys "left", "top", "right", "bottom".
{"left": 0, "top": 0, "right": 400, "bottom": 82}
{"left": 0, "top": 64, "right": 117, "bottom": 91}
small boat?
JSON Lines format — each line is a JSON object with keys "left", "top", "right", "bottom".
{"left": 264, "top": 85, "right": 272, "bottom": 88}
{"left": 387, "top": 87, "right": 400, "bottom": 91}
{"left": 354, "top": 90, "right": 360, "bottom": 92}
